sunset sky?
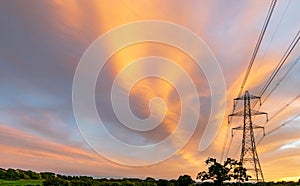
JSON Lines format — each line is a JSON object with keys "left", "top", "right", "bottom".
{"left": 0, "top": 0, "right": 300, "bottom": 182}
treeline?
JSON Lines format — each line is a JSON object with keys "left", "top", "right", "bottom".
{"left": 0, "top": 168, "right": 41, "bottom": 180}
{"left": 0, "top": 168, "right": 195, "bottom": 186}
{"left": 1, "top": 168, "right": 300, "bottom": 186}
{"left": 43, "top": 176, "right": 190, "bottom": 186}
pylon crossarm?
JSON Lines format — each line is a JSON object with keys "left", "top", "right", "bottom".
{"left": 251, "top": 110, "right": 268, "bottom": 120}
{"left": 234, "top": 95, "right": 245, "bottom": 101}
{"left": 233, "top": 93, "right": 260, "bottom": 100}
{"left": 248, "top": 94, "right": 260, "bottom": 100}
{"left": 252, "top": 124, "right": 265, "bottom": 136}
{"left": 252, "top": 124, "right": 264, "bottom": 129}
{"left": 231, "top": 126, "right": 243, "bottom": 137}
{"left": 229, "top": 110, "right": 244, "bottom": 117}
{"left": 251, "top": 110, "right": 267, "bottom": 115}
{"left": 228, "top": 110, "right": 244, "bottom": 123}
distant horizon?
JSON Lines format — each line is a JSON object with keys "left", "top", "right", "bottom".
{"left": 1, "top": 167, "right": 300, "bottom": 183}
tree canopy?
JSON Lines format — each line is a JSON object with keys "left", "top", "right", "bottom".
{"left": 197, "top": 157, "right": 249, "bottom": 185}
{"left": 177, "top": 175, "right": 195, "bottom": 186}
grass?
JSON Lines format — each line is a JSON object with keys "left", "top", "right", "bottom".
{"left": 0, "top": 179, "right": 43, "bottom": 186}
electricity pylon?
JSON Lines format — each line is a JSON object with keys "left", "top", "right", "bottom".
{"left": 228, "top": 91, "right": 268, "bottom": 182}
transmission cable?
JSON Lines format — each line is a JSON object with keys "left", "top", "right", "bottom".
{"left": 257, "top": 113, "right": 300, "bottom": 145}
{"left": 261, "top": 56, "right": 300, "bottom": 105}
{"left": 236, "top": 0, "right": 277, "bottom": 99}
{"left": 258, "top": 29, "right": 300, "bottom": 100}
{"left": 221, "top": 0, "right": 278, "bottom": 162}
{"left": 224, "top": 27, "right": 300, "bottom": 161}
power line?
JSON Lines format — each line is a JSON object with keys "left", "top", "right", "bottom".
{"left": 236, "top": 0, "right": 277, "bottom": 99}
{"left": 224, "top": 131, "right": 233, "bottom": 159}
{"left": 248, "top": 31, "right": 300, "bottom": 147}
{"left": 253, "top": 0, "right": 291, "bottom": 80}
{"left": 257, "top": 113, "right": 300, "bottom": 145}
{"left": 255, "top": 77, "right": 299, "bottom": 128}
{"left": 219, "top": 124, "right": 230, "bottom": 161}
{"left": 261, "top": 56, "right": 300, "bottom": 105}
{"left": 228, "top": 0, "right": 277, "bottom": 123}
{"left": 248, "top": 28, "right": 300, "bottom": 130}
{"left": 267, "top": 95, "right": 299, "bottom": 122}
{"left": 230, "top": 29, "right": 300, "bottom": 172}
{"left": 258, "top": 29, "right": 300, "bottom": 99}
{"left": 222, "top": 0, "right": 278, "bottom": 162}
{"left": 223, "top": 1, "right": 300, "bottom": 162}
{"left": 224, "top": 29, "right": 300, "bottom": 161}
{"left": 230, "top": 95, "right": 299, "bottom": 159}
{"left": 255, "top": 94, "right": 299, "bottom": 140}
{"left": 252, "top": 56, "right": 300, "bottom": 125}
{"left": 225, "top": 50, "right": 300, "bottom": 164}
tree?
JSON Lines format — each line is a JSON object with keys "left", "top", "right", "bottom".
{"left": 25, "top": 170, "right": 41, "bottom": 179}
{"left": 18, "top": 169, "right": 30, "bottom": 179}
{"left": 177, "top": 175, "right": 194, "bottom": 186}
{"left": 6, "top": 168, "right": 19, "bottom": 180}
{"left": 157, "top": 179, "right": 169, "bottom": 186}
{"left": 43, "top": 177, "right": 70, "bottom": 186}
{"left": 145, "top": 177, "right": 156, "bottom": 182}
{"left": 70, "top": 179, "right": 93, "bottom": 186}
{"left": 40, "top": 172, "right": 55, "bottom": 179}
{"left": 196, "top": 157, "right": 249, "bottom": 185}
{"left": 0, "top": 168, "right": 6, "bottom": 179}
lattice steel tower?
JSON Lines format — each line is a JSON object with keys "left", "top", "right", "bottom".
{"left": 228, "top": 91, "right": 268, "bottom": 182}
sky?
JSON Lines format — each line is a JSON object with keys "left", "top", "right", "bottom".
{"left": 0, "top": 0, "right": 300, "bottom": 182}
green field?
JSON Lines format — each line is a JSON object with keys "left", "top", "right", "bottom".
{"left": 0, "top": 179, "right": 43, "bottom": 186}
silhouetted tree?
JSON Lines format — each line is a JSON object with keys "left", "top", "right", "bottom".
{"left": 196, "top": 157, "right": 249, "bottom": 185}
{"left": 177, "top": 175, "right": 194, "bottom": 186}
{"left": 169, "top": 179, "right": 178, "bottom": 186}
{"left": 145, "top": 177, "right": 156, "bottom": 182}
{"left": 157, "top": 179, "right": 169, "bottom": 186}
